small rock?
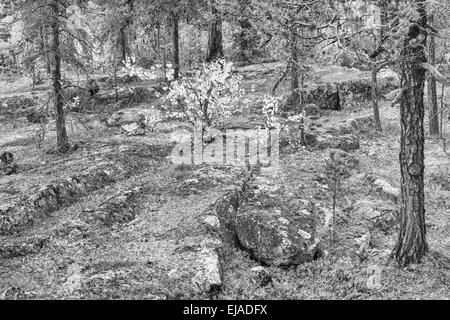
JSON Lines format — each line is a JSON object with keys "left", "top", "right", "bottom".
{"left": 366, "top": 265, "right": 383, "bottom": 290}
{"left": 62, "top": 263, "right": 82, "bottom": 293}
{"left": 191, "top": 247, "right": 222, "bottom": 291}
{"left": 355, "top": 232, "right": 371, "bottom": 258}
{"left": 373, "top": 178, "right": 399, "bottom": 202}
{"left": 250, "top": 266, "right": 273, "bottom": 287}
{"left": 204, "top": 215, "right": 221, "bottom": 230}
{"left": 182, "top": 178, "right": 199, "bottom": 186}
{"left": 250, "top": 266, "right": 266, "bottom": 273}
{"left": 121, "top": 123, "right": 145, "bottom": 136}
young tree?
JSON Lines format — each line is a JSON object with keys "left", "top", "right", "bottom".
{"left": 50, "top": 0, "right": 69, "bottom": 152}
{"left": 94, "top": 0, "right": 135, "bottom": 65}
{"left": 13, "top": 0, "right": 93, "bottom": 152}
{"left": 394, "top": 0, "right": 428, "bottom": 266}
{"left": 127, "top": 0, "right": 205, "bottom": 78}
{"left": 335, "top": 0, "right": 401, "bottom": 132}
{"left": 253, "top": 1, "right": 335, "bottom": 109}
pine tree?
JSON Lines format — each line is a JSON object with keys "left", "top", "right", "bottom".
{"left": 394, "top": 0, "right": 429, "bottom": 266}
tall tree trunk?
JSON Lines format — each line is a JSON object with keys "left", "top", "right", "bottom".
{"left": 172, "top": 13, "right": 180, "bottom": 80}
{"left": 206, "top": 4, "right": 223, "bottom": 62}
{"left": 120, "top": 27, "right": 127, "bottom": 63}
{"left": 120, "top": 0, "right": 134, "bottom": 64}
{"left": 394, "top": 1, "right": 428, "bottom": 267}
{"left": 371, "top": 67, "right": 382, "bottom": 131}
{"left": 369, "top": 0, "right": 390, "bottom": 133}
{"left": 235, "top": 0, "right": 257, "bottom": 64}
{"left": 40, "top": 26, "right": 51, "bottom": 74}
{"left": 51, "top": 0, "right": 69, "bottom": 152}
{"left": 237, "top": 18, "right": 252, "bottom": 63}
{"left": 428, "top": 14, "right": 439, "bottom": 136}
{"left": 290, "top": 28, "right": 300, "bottom": 107}
{"left": 290, "top": 25, "right": 306, "bottom": 145}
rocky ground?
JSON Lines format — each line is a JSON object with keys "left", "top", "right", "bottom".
{"left": 0, "top": 64, "right": 448, "bottom": 300}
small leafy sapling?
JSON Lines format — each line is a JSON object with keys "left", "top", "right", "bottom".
{"left": 35, "top": 118, "right": 47, "bottom": 149}
{"left": 165, "top": 59, "right": 243, "bottom": 130}
{"left": 288, "top": 109, "right": 308, "bottom": 146}
{"left": 143, "top": 108, "right": 162, "bottom": 134}
{"left": 262, "top": 94, "right": 281, "bottom": 129}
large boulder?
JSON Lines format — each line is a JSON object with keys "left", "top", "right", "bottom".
{"left": 106, "top": 107, "right": 161, "bottom": 135}
{"left": 235, "top": 191, "right": 320, "bottom": 266}
{"left": 301, "top": 83, "right": 341, "bottom": 111}
{"left": 107, "top": 109, "right": 145, "bottom": 127}
{"left": 353, "top": 200, "right": 398, "bottom": 233}
{"left": 338, "top": 116, "right": 376, "bottom": 135}
{"left": 94, "top": 86, "right": 158, "bottom": 106}
{"left": 317, "top": 134, "right": 360, "bottom": 152}
{"left": 95, "top": 74, "right": 141, "bottom": 88}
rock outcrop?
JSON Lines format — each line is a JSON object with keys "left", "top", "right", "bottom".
{"left": 284, "top": 72, "right": 399, "bottom": 112}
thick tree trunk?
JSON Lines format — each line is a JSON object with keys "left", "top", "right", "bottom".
{"left": 51, "top": 0, "right": 69, "bottom": 152}
{"left": 394, "top": 1, "right": 428, "bottom": 266}
{"left": 172, "top": 13, "right": 180, "bottom": 80}
{"left": 428, "top": 14, "right": 439, "bottom": 136}
{"left": 206, "top": 4, "right": 223, "bottom": 62}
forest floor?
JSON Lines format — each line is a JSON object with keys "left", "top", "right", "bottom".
{"left": 0, "top": 63, "right": 449, "bottom": 300}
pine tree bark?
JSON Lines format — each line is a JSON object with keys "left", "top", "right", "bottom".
{"left": 206, "top": 4, "right": 223, "bottom": 62}
{"left": 172, "top": 13, "right": 180, "bottom": 80}
{"left": 51, "top": 0, "right": 69, "bottom": 152}
{"left": 394, "top": 0, "right": 428, "bottom": 266}
{"left": 428, "top": 14, "right": 439, "bottom": 136}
